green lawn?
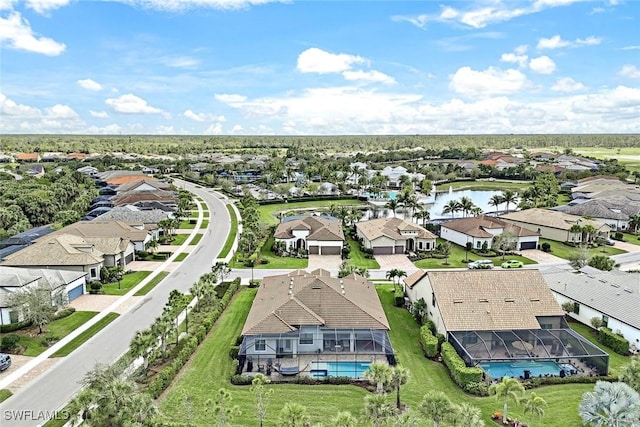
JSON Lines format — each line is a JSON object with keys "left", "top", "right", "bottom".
{"left": 413, "top": 239, "right": 536, "bottom": 269}
{"left": 258, "top": 199, "right": 365, "bottom": 225}
{"left": 0, "top": 389, "right": 12, "bottom": 403}
{"left": 174, "top": 252, "right": 188, "bottom": 262}
{"left": 136, "top": 252, "right": 172, "bottom": 262}
{"left": 179, "top": 220, "right": 197, "bottom": 229}
{"left": 158, "top": 285, "right": 594, "bottom": 426}
{"left": 256, "top": 236, "right": 307, "bottom": 269}
{"left": 621, "top": 232, "right": 640, "bottom": 246}
{"left": 12, "top": 311, "right": 99, "bottom": 357}
{"left": 436, "top": 180, "right": 531, "bottom": 192}
{"left": 190, "top": 233, "right": 203, "bottom": 245}
{"left": 347, "top": 236, "right": 380, "bottom": 269}
{"left": 134, "top": 272, "right": 169, "bottom": 296}
{"left": 200, "top": 219, "right": 209, "bottom": 229}
{"left": 218, "top": 205, "right": 238, "bottom": 259}
{"left": 50, "top": 313, "right": 119, "bottom": 357}
{"left": 170, "top": 233, "right": 203, "bottom": 246}
{"left": 567, "top": 320, "right": 629, "bottom": 376}
{"left": 539, "top": 238, "right": 626, "bottom": 260}
{"left": 94, "top": 271, "right": 152, "bottom": 295}
{"left": 572, "top": 147, "right": 640, "bottom": 173}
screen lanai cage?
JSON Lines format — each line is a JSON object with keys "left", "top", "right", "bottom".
{"left": 237, "top": 329, "right": 395, "bottom": 378}
{"left": 448, "top": 327, "right": 609, "bottom": 376}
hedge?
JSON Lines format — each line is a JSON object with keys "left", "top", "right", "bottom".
{"left": 598, "top": 327, "right": 629, "bottom": 355}
{"left": 523, "top": 375, "right": 617, "bottom": 388}
{"left": 420, "top": 326, "right": 439, "bottom": 358}
{"left": 144, "top": 277, "right": 241, "bottom": 399}
{"left": 394, "top": 289, "right": 404, "bottom": 307}
{"left": 441, "top": 342, "right": 483, "bottom": 391}
{"left": 0, "top": 320, "right": 32, "bottom": 333}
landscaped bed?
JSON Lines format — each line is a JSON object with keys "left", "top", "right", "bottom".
{"left": 538, "top": 238, "right": 626, "bottom": 260}
{"left": 413, "top": 239, "right": 536, "bottom": 269}
{"left": 91, "top": 271, "right": 152, "bottom": 296}
{"left": 258, "top": 199, "right": 365, "bottom": 225}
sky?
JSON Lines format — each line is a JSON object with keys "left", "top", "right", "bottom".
{"left": 0, "top": 0, "right": 639, "bottom": 135}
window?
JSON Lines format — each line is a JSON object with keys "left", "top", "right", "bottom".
{"left": 462, "top": 334, "right": 478, "bottom": 345}
{"left": 574, "top": 303, "right": 580, "bottom": 315}
{"left": 90, "top": 268, "right": 98, "bottom": 279}
{"left": 425, "top": 242, "right": 431, "bottom": 250}
{"left": 431, "top": 292, "right": 436, "bottom": 307}
{"left": 299, "top": 333, "right": 313, "bottom": 345}
{"left": 540, "top": 323, "right": 552, "bottom": 330}
{"left": 602, "top": 315, "right": 609, "bottom": 328}
{"left": 418, "top": 242, "right": 423, "bottom": 250}
{"left": 255, "top": 339, "right": 266, "bottom": 351}
{"left": 476, "top": 241, "right": 481, "bottom": 249}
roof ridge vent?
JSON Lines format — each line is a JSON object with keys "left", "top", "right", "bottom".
{"left": 611, "top": 283, "right": 620, "bottom": 288}
{"left": 504, "top": 298, "right": 515, "bottom": 302}
{"left": 624, "top": 287, "right": 633, "bottom": 293}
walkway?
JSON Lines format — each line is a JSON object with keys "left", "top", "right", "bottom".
{"left": 307, "top": 255, "right": 342, "bottom": 271}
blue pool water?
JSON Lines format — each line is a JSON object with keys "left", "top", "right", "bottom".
{"left": 310, "top": 361, "right": 371, "bottom": 379}
{"left": 480, "top": 361, "right": 574, "bottom": 379}
{"left": 387, "top": 191, "right": 397, "bottom": 200}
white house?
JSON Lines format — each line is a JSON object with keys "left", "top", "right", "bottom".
{"left": 440, "top": 215, "right": 539, "bottom": 251}
{"left": 356, "top": 217, "right": 436, "bottom": 254}
{"left": 274, "top": 216, "right": 344, "bottom": 255}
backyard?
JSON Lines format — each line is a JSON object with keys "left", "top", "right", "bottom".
{"left": 158, "top": 285, "right": 600, "bottom": 426}
{"left": 539, "top": 238, "right": 626, "bottom": 260}
{"left": 258, "top": 199, "right": 366, "bottom": 225}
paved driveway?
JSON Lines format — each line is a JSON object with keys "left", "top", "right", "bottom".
{"left": 611, "top": 240, "right": 640, "bottom": 253}
{"left": 520, "top": 249, "right": 566, "bottom": 264}
{"left": 307, "top": 255, "right": 342, "bottom": 271}
{"left": 374, "top": 254, "right": 418, "bottom": 273}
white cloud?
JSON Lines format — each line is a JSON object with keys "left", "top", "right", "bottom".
{"left": 501, "top": 53, "right": 528, "bottom": 68}
{"left": 204, "top": 123, "right": 223, "bottom": 134}
{"left": 551, "top": 77, "right": 586, "bottom": 92}
{"left": 621, "top": 46, "right": 640, "bottom": 51}
{"left": 0, "top": 12, "right": 66, "bottom": 55}
{"left": 25, "top": 0, "right": 72, "bottom": 14}
{"left": 45, "top": 104, "right": 79, "bottom": 119}
{"left": 90, "top": 110, "right": 109, "bottom": 118}
{"left": 77, "top": 79, "right": 103, "bottom": 91}
{"left": 529, "top": 56, "right": 556, "bottom": 74}
{"left": 105, "top": 94, "right": 163, "bottom": 114}
{"left": 113, "top": 0, "right": 283, "bottom": 11}
{"left": 576, "top": 36, "right": 602, "bottom": 46}
{"left": 0, "top": 93, "right": 40, "bottom": 118}
{"left": 449, "top": 66, "right": 529, "bottom": 96}
{"left": 537, "top": 34, "right": 602, "bottom": 49}
{"left": 155, "top": 125, "right": 175, "bottom": 134}
{"left": 342, "top": 70, "right": 396, "bottom": 84}
{"left": 514, "top": 44, "right": 528, "bottom": 55}
{"left": 230, "top": 124, "right": 244, "bottom": 134}
{"left": 158, "top": 56, "right": 200, "bottom": 68}
{"left": 214, "top": 93, "right": 248, "bottom": 104}
{"left": 619, "top": 65, "right": 640, "bottom": 79}
{"left": 297, "top": 47, "right": 366, "bottom": 74}
{"left": 0, "top": 0, "right": 17, "bottom": 10}
{"left": 184, "top": 109, "right": 226, "bottom": 122}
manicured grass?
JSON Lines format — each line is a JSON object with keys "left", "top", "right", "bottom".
{"left": 346, "top": 236, "right": 380, "bottom": 269}
{"left": 174, "top": 252, "right": 188, "bottom": 261}
{"left": 13, "top": 311, "right": 99, "bottom": 357}
{"left": 136, "top": 252, "right": 172, "bottom": 262}
{"left": 218, "top": 204, "right": 238, "bottom": 259}
{"left": 203, "top": 210, "right": 210, "bottom": 218}
{"left": 189, "top": 233, "right": 203, "bottom": 245}
{"left": 539, "top": 238, "right": 626, "bottom": 260}
{"left": 50, "top": 313, "right": 120, "bottom": 357}
{"left": 179, "top": 220, "right": 197, "bottom": 229}
{"left": 572, "top": 147, "right": 640, "bottom": 173}
{"left": 0, "top": 389, "right": 13, "bottom": 403}
{"left": 557, "top": 193, "right": 571, "bottom": 205}
{"left": 255, "top": 236, "right": 307, "bottom": 269}
{"left": 170, "top": 234, "right": 189, "bottom": 245}
{"left": 621, "top": 232, "right": 640, "bottom": 246}
{"left": 567, "top": 320, "right": 629, "bottom": 376}
{"left": 200, "top": 219, "right": 209, "bottom": 229}
{"left": 413, "top": 239, "right": 536, "bottom": 269}
{"left": 93, "top": 271, "right": 152, "bottom": 296}
{"left": 436, "top": 180, "right": 531, "bottom": 192}
{"left": 159, "top": 284, "right": 593, "bottom": 426}
{"left": 258, "top": 199, "right": 365, "bottom": 225}
{"left": 134, "top": 271, "right": 169, "bottom": 296}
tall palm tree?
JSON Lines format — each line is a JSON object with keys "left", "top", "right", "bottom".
{"left": 364, "top": 394, "right": 393, "bottom": 427}
{"left": 385, "top": 269, "right": 398, "bottom": 286}
{"left": 391, "top": 365, "right": 410, "bottom": 410}
{"left": 385, "top": 199, "right": 399, "bottom": 218}
{"left": 629, "top": 214, "right": 640, "bottom": 234}
{"left": 489, "top": 194, "right": 504, "bottom": 214}
{"left": 447, "top": 402, "right": 485, "bottom": 427}
{"left": 569, "top": 224, "right": 583, "bottom": 243}
{"left": 364, "top": 361, "right": 393, "bottom": 394}
{"left": 523, "top": 392, "right": 547, "bottom": 426}
{"left": 151, "top": 312, "right": 174, "bottom": 359}
{"left": 419, "top": 391, "right": 452, "bottom": 427}
{"left": 489, "top": 376, "right": 524, "bottom": 425}
{"left": 442, "top": 200, "right": 462, "bottom": 218}
{"left": 458, "top": 196, "right": 475, "bottom": 217}
{"left": 579, "top": 381, "right": 640, "bottom": 427}
{"left": 415, "top": 207, "right": 430, "bottom": 227}
{"left": 501, "top": 190, "right": 518, "bottom": 213}
{"left": 130, "top": 330, "right": 156, "bottom": 376}
{"left": 582, "top": 223, "right": 597, "bottom": 244}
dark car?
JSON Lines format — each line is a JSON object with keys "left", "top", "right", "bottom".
{"left": 0, "top": 353, "right": 11, "bottom": 371}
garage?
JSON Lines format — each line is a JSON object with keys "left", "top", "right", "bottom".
{"left": 125, "top": 252, "right": 135, "bottom": 263}
{"left": 319, "top": 246, "right": 341, "bottom": 255}
{"left": 373, "top": 247, "right": 393, "bottom": 255}
{"left": 67, "top": 284, "right": 84, "bottom": 302}
{"left": 308, "top": 246, "right": 319, "bottom": 255}
{"left": 519, "top": 241, "right": 537, "bottom": 250}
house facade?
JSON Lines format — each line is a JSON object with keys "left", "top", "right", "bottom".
{"left": 274, "top": 216, "right": 344, "bottom": 255}
{"left": 356, "top": 217, "right": 436, "bottom": 254}
{"left": 440, "top": 215, "right": 539, "bottom": 251}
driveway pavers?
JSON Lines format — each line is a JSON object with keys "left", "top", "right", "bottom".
{"left": 519, "top": 249, "right": 566, "bottom": 264}
{"left": 374, "top": 254, "right": 418, "bottom": 273}
{"left": 307, "top": 255, "right": 342, "bottom": 271}
{"left": 69, "top": 295, "right": 144, "bottom": 314}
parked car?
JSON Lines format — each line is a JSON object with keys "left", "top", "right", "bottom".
{"left": 468, "top": 260, "right": 494, "bottom": 269}
{"left": 0, "top": 353, "right": 11, "bottom": 371}
{"left": 501, "top": 260, "right": 524, "bottom": 269}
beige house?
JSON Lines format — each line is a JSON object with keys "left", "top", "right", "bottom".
{"left": 356, "top": 217, "right": 437, "bottom": 254}
{"left": 499, "top": 208, "right": 610, "bottom": 243}
{"left": 440, "top": 215, "right": 539, "bottom": 251}
{"left": 274, "top": 216, "right": 344, "bottom": 255}
{"left": 53, "top": 220, "right": 150, "bottom": 256}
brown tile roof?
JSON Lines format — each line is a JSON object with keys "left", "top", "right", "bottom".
{"left": 356, "top": 217, "right": 436, "bottom": 242}
{"left": 50, "top": 220, "right": 150, "bottom": 243}
{"left": 2, "top": 234, "right": 104, "bottom": 267}
{"left": 242, "top": 270, "right": 389, "bottom": 335}
{"left": 274, "top": 216, "right": 344, "bottom": 241}
{"left": 428, "top": 270, "right": 564, "bottom": 331}
{"left": 116, "top": 179, "right": 170, "bottom": 193}
{"left": 113, "top": 190, "right": 178, "bottom": 207}
{"left": 107, "top": 175, "right": 152, "bottom": 185}
{"left": 16, "top": 153, "right": 39, "bottom": 161}
{"left": 442, "top": 215, "right": 539, "bottom": 238}
{"left": 500, "top": 208, "right": 610, "bottom": 232}
{"left": 404, "top": 269, "right": 427, "bottom": 289}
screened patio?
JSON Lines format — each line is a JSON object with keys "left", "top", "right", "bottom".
{"left": 448, "top": 328, "right": 609, "bottom": 376}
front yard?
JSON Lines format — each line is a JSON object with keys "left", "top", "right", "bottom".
{"left": 538, "top": 238, "right": 626, "bottom": 260}
{"left": 413, "top": 239, "right": 536, "bottom": 269}
{"left": 346, "top": 236, "right": 380, "bottom": 269}
{"left": 230, "top": 236, "right": 308, "bottom": 269}
{"left": 89, "top": 271, "right": 152, "bottom": 295}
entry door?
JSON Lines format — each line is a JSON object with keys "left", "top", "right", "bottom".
{"left": 278, "top": 339, "right": 292, "bottom": 354}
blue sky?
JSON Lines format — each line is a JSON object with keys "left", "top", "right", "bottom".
{"left": 1, "top": 0, "right": 639, "bottom": 135}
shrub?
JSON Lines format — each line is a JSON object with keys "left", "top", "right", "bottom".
{"left": 394, "top": 289, "right": 404, "bottom": 307}
{"left": 230, "top": 374, "right": 253, "bottom": 385}
{"left": 229, "top": 345, "right": 240, "bottom": 360}
{"left": 441, "top": 342, "right": 483, "bottom": 391}
{"left": 420, "top": 326, "right": 438, "bottom": 358}
{"left": 463, "top": 381, "right": 489, "bottom": 396}
{"left": 614, "top": 232, "right": 623, "bottom": 240}
{"left": 423, "top": 319, "right": 437, "bottom": 336}
{"left": 137, "top": 250, "right": 149, "bottom": 258}
{"left": 322, "top": 376, "right": 353, "bottom": 385}
{"left": 523, "top": 375, "right": 617, "bottom": 388}
{"left": 541, "top": 242, "right": 551, "bottom": 252}
{"left": 53, "top": 307, "right": 76, "bottom": 320}
{"left": 0, "top": 320, "right": 33, "bottom": 333}
{"left": 598, "top": 327, "right": 629, "bottom": 355}
{"left": 1, "top": 334, "right": 20, "bottom": 352}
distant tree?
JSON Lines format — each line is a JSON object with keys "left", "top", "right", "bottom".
{"left": 391, "top": 365, "right": 410, "bottom": 410}
{"left": 130, "top": 330, "right": 156, "bottom": 376}
{"left": 385, "top": 199, "right": 399, "bottom": 217}
{"left": 364, "top": 393, "right": 394, "bottom": 427}
{"left": 447, "top": 402, "right": 485, "bottom": 427}
{"left": 493, "top": 231, "right": 518, "bottom": 260}
{"left": 365, "top": 361, "right": 393, "bottom": 394}
{"left": 489, "top": 194, "right": 504, "bottom": 214}
{"left": 442, "top": 200, "right": 461, "bottom": 218}
{"left": 501, "top": 190, "right": 518, "bottom": 213}
{"left": 579, "top": 381, "right": 640, "bottom": 427}
{"left": 251, "top": 374, "right": 273, "bottom": 427}
{"left": 205, "top": 388, "right": 240, "bottom": 427}
{"left": 629, "top": 214, "right": 640, "bottom": 233}
{"left": 522, "top": 392, "right": 547, "bottom": 427}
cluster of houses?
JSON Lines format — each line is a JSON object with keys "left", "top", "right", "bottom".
{"left": 0, "top": 169, "right": 178, "bottom": 325}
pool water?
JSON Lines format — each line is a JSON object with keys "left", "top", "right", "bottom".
{"left": 310, "top": 361, "right": 371, "bottom": 379}
{"left": 479, "top": 361, "right": 574, "bottom": 379}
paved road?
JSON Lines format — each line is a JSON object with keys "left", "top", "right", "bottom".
{"left": 0, "top": 179, "right": 230, "bottom": 427}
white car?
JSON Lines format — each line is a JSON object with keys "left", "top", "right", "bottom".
{"left": 468, "top": 260, "right": 494, "bottom": 269}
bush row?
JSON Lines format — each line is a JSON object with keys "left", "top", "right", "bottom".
{"left": 420, "top": 326, "right": 439, "bottom": 358}
{"left": 53, "top": 307, "right": 76, "bottom": 321}
{"left": 523, "top": 375, "right": 617, "bottom": 388}
{"left": 598, "top": 327, "right": 629, "bottom": 355}
{"left": 144, "top": 277, "right": 241, "bottom": 399}
{"left": 441, "top": 342, "right": 483, "bottom": 391}
{"left": 230, "top": 374, "right": 356, "bottom": 386}
{"left": 0, "top": 320, "right": 32, "bottom": 333}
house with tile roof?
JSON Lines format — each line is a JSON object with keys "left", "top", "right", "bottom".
{"left": 53, "top": 220, "right": 149, "bottom": 255}
{"left": 440, "top": 215, "right": 540, "bottom": 251}
{"left": 356, "top": 217, "right": 436, "bottom": 254}
{"left": 239, "top": 269, "right": 393, "bottom": 369}
{"left": 0, "top": 266, "right": 87, "bottom": 325}
{"left": 404, "top": 269, "right": 609, "bottom": 375}
{"left": 115, "top": 179, "right": 171, "bottom": 193}
{"left": 553, "top": 198, "right": 639, "bottom": 231}
{"left": 499, "top": 208, "right": 611, "bottom": 243}
{"left": 16, "top": 152, "right": 40, "bottom": 162}
{"left": 112, "top": 190, "right": 178, "bottom": 210}
{"left": 274, "top": 216, "right": 344, "bottom": 255}
{"left": 542, "top": 266, "right": 640, "bottom": 351}
{"left": 94, "top": 205, "right": 172, "bottom": 235}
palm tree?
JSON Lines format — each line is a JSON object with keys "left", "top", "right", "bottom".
{"left": 442, "top": 199, "right": 462, "bottom": 218}
{"left": 629, "top": 214, "right": 640, "bottom": 234}
{"left": 470, "top": 206, "right": 484, "bottom": 217}
{"left": 146, "top": 239, "right": 159, "bottom": 255}
{"left": 278, "top": 402, "right": 310, "bottom": 427}
{"left": 385, "top": 199, "right": 399, "bottom": 217}
{"left": 523, "top": 392, "right": 547, "bottom": 426}
{"left": 419, "top": 391, "right": 452, "bottom": 427}
{"left": 386, "top": 269, "right": 398, "bottom": 287}
{"left": 582, "top": 223, "right": 597, "bottom": 243}
{"left": 151, "top": 312, "right": 174, "bottom": 359}
{"left": 620, "top": 356, "right": 640, "bottom": 393}
{"left": 579, "top": 380, "right": 640, "bottom": 427}
{"left": 447, "top": 402, "right": 485, "bottom": 427}
{"left": 364, "top": 393, "right": 393, "bottom": 427}
{"left": 130, "top": 330, "right": 156, "bottom": 376}
{"left": 489, "top": 376, "right": 524, "bottom": 425}
{"left": 395, "top": 270, "right": 407, "bottom": 291}
{"left": 489, "top": 194, "right": 504, "bottom": 214}
{"left": 415, "top": 208, "right": 430, "bottom": 227}
{"left": 569, "top": 224, "right": 583, "bottom": 244}
{"left": 331, "top": 411, "right": 357, "bottom": 427}
{"left": 501, "top": 190, "right": 518, "bottom": 213}
{"left": 364, "top": 360, "right": 392, "bottom": 394}
{"left": 390, "top": 365, "right": 410, "bottom": 410}
{"left": 458, "top": 196, "right": 475, "bottom": 217}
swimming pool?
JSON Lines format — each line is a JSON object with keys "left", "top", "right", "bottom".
{"left": 310, "top": 361, "right": 371, "bottom": 379}
{"left": 479, "top": 361, "right": 575, "bottom": 379}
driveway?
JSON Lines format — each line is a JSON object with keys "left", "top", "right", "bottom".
{"left": 69, "top": 295, "right": 144, "bottom": 314}
{"left": 611, "top": 240, "right": 640, "bottom": 253}
{"left": 520, "top": 249, "right": 566, "bottom": 264}
{"left": 374, "top": 254, "right": 418, "bottom": 273}
{"left": 307, "top": 255, "right": 342, "bottom": 271}
{"left": 126, "top": 260, "right": 182, "bottom": 272}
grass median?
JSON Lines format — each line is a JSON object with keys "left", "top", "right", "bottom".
{"left": 50, "top": 313, "right": 120, "bottom": 358}
{"left": 134, "top": 271, "right": 169, "bottom": 296}
{"left": 218, "top": 204, "right": 238, "bottom": 259}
